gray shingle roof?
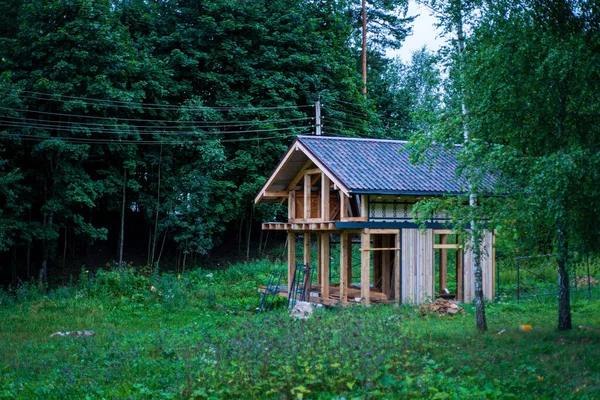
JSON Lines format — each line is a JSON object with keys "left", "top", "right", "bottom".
{"left": 298, "top": 135, "right": 489, "bottom": 195}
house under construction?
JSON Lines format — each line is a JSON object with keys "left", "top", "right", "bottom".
{"left": 254, "top": 135, "right": 495, "bottom": 305}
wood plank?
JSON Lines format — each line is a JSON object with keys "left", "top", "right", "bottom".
{"left": 359, "top": 247, "right": 401, "bottom": 251}
{"left": 321, "top": 173, "right": 330, "bottom": 223}
{"left": 287, "top": 232, "right": 296, "bottom": 294}
{"left": 433, "top": 229, "right": 456, "bottom": 235}
{"left": 305, "top": 168, "right": 321, "bottom": 175}
{"left": 361, "top": 231, "right": 371, "bottom": 305}
{"left": 304, "top": 233, "right": 311, "bottom": 267}
{"left": 304, "top": 174, "right": 311, "bottom": 220}
{"left": 433, "top": 244, "right": 462, "bottom": 249}
{"left": 456, "top": 249, "right": 464, "bottom": 302}
{"left": 321, "top": 233, "right": 330, "bottom": 299}
{"left": 346, "top": 233, "right": 353, "bottom": 286}
{"left": 382, "top": 235, "right": 391, "bottom": 296}
{"left": 439, "top": 234, "right": 448, "bottom": 294}
{"left": 343, "top": 217, "right": 368, "bottom": 222}
{"left": 367, "top": 229, "right": 400, "bottom": 234}
{"left": 288, "top": 190, "right": 295, "bottom": 220}
{"left": 492, "top": 230, "right": 496, "bottom": 301}
{"left": 373, "top": 235, "right": 381, "bottom": 290}
{"left": 360, "top": 195, "right": 369, "bottom": 219}
{"left": 339, "top": 192, "right": 347, "bottom": 220}
{"left": 317, "top": 234, "right": 322, "bottom": 284}
{"left": 340, "top": 233, "right": 348, "bottom": 303}
{"left": 394, "top": 233, "right": 400, "bottom": 303}
{"left": 264, "top": 191, "right": 289, "bottom": 197}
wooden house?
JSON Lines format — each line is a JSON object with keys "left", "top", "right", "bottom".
{"left": 254, "top": 135, "right": 495, "bottom": 305}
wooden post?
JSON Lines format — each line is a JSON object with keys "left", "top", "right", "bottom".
{"left": 382, "top": 235, "right": 391, "bottom": 296}
{"left": 316, "top": 234, "right": 322, "bottom": 284}
{"left": 394, "top": 232, "right": 401, "bottom": 303}
{"left": 288, "top": 190, "right": 296, "bottom": 220}
{"left": 304, "top": 232, "right": 312, "bottom": 300}
{"left": 439, "top": 234, "right": 448, "bottom": 294}
{"left": 360, "top": 194, "right": 369, "bottom": 219}
{"left": 346, "top": 233, "right": 353, "bottom": 285}
{"left": 361, "top": 230, "right": 371, "bottom": 305}
{"left": 320, "top": 232, "right": 330, "bottom": 299}
{"left": 304, "top": 174, "right": 311, "bottom": 220}
{"left": 373, "top": 235, "right": 381, "bottom": 290}
{"left": 340, "top": 232, "right": 348, "bottom": 304}
{"left": 456, "top": 249, "right": 464, "bottom": 302}
{"left": 321, "top": 173, "right": 330, "bottom": 222}
{"left": 340, "top": 192, "right": 347, "bottom": 221}
{"left": 287, "top": 232, "right": 296, "bottom": 293}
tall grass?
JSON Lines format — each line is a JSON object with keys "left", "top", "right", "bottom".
{"left": 1, "top": 260, "right": 599, "bottom": 399}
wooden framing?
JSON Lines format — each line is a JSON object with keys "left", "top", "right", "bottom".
{"left": 320, "top": 232, "right": 330, "bottom": 299}
{"left": 256, "top": 140, "right": 497, "bottom": 307}
{"left": 304, "top": 174, "right": 311, "bottom": 220}
{"left": 361, "top": 231, "right": 371, "bottom": 305}
{"left": 287, "top": 232, "right": 296, "bottom": 292}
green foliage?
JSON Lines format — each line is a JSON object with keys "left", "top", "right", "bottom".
{"left": 0, "top": 261, "right": 599, "bottom": 398}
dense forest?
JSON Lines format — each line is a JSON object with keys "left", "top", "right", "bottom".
{"left": 0, "top": 0, "right": 420, "bottom": 285}
{"left": 1, "top": 0, "right": 600, "bottom": 305}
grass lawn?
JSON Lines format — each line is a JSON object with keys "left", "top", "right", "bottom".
{"left": 1, "top": 261, "right": 599, "bottom": 399}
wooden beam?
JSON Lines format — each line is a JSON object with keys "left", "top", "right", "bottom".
{"left": 433, "top": 244, "right": 461, "bottom": 249}
{"left": 361, "top": 231, "right": 371, "bottom": 305}
{"left": 339, "top": 192, "right": 347, "bottom": 220}
{"left": 433, "top": 229, "right": 456, "bottom": 235}
{"left": 360, "top": 195, "right": 369, "bottom": 219}
{"left": 382, "top": 235, "right": 391, "bottom": 296}
{"left": 367, "top": 229, "right": 400, "bottom": 234}
{"left": 394, "top": 233, "right": 400, "bottom": 304}
{"left": 287, "top": 160, "right": 313, "bottom": 191}
{"left": 304, "top": 174, "right": 311, "bottom": 219}
{"left": 439, "top": 234, "right": 448, "bottom": 294}
{"left": 317, "top": 234, "right": 322, "bottom": 284}
{"left": 340, "top": 232, "right": 348, "bottom": 304}
{"left": 346, "top": 233, "right": 353, "bottom": 287}
{"left": 303, "top": 233, "right": 311, "bottom": 266}
{"left": 373, "top": 235, "right": 381, "bottom": 291}
{"left": 288, "top": 190, "right": 296, "bottom": 220}
{"left": 264, "top": 191, "right": 289, "bottom": 197}
{"left": 321, "top": 173, "right": 330, "bottom": 223}
{"left": 320, "top": 233, "right": 330, "bottom": 299}
{"left": 305, "top": 168, "right": 321, "bottom": 175}
{"left": 287, "top": 232, "right": 296, "bottom": 294}
{"left": 359, "top": 247, "right": 401, "bottom": 251}
{"left": 456, "top": 250, "right": 463, "bottom": 302}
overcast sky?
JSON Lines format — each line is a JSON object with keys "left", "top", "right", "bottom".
{"left": 387, "top": 1, "right": 446, "bottom": 63}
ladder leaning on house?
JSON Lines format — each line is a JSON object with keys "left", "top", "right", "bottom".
{"left": 287, "top": 263, "right": 312, "bottom": 309}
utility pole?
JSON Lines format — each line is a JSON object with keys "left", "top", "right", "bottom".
{"left": 362, "top": 0, "right": 367, "bottom": 97}
{"left": 315, "top": 98, "right": 322, "bottom": 136}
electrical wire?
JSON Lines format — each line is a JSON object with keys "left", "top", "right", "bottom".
{"left": 0, "top": 120, "right": 313, "bottom": 136}
{"left": 0, "top": 114, "right": 313, "bottom": 130}
{"left": 0, "top": 132, "right": 305, "bottom": 145}
{"left": 0, "top": 106, "right": 312, "bottom": 125}
{"left": 0, "top": 89, "right": 314, "bottom": 111}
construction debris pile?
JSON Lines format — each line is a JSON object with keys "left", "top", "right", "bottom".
{"left": 420, "top": 299, "right": 465, "bottom": 316}
{"left": 573, "top": 276, "right": 599, "bottom": 289}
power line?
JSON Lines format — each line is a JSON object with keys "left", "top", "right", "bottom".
{"left": 0, "top": 132, "right": 304, "bottom": 145}
{"left": 0, "top": 89, "right": 314, "bottom": 111}
{"left": 0, "top": 106, "right": 312, "bottom": 125}
{"left": 0, "top": 120, "right": 313, "bottom": 136}
{"left": 0, "top": 114, "right": 313, "bottom": 130}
